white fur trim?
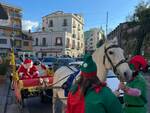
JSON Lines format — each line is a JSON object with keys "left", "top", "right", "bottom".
{"left": 83, "top": 63, "right": 88, "bottom": 68}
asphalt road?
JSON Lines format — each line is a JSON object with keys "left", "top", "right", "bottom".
{"left": 5, "top": 89, "right": 52, "bottom": 113}
{"left": 23, "top": 97, "right": 52, "bottom": 113}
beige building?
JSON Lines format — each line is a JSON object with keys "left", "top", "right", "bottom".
{"left": 33, "top": 11, "right": 84, "bottom": 57}
{"left": 0, "top": 2, "right": 32, "bottom": 56}
{"left": 32, "top": 30, "right": 84, "bottom": 58}
{"left": 84, "top": 28, "right": 104, "bottom": 53}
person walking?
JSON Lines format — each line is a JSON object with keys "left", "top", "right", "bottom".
{"left": 66, "top": 54, "right": 123, "bottom": 113}
{"left": 118, "top": 55, "right": 148, "bottom": 113}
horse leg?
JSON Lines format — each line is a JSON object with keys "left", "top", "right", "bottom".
{"left": 52, "top": 88, "right": 67, "bottom": 113}
{"left": 52, "top": 88, "right": 58, "bottom": 113}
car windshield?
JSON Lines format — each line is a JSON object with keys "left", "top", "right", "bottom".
{"left": 43, "top": 57, "right": 57, "bottom": 62}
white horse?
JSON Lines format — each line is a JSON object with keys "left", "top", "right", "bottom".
{"left": 52, "top": 37, "right": 132, "bottom": 113}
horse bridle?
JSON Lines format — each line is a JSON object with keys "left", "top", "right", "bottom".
{"left": 103, "top": 45, "right": 127, "bottom": 75}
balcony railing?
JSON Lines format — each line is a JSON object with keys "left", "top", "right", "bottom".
{"left": 13, "top": 25, "right": 21, "bottom": 29}
{"left": 9, "top": 13, "right": 22, "bottom": 18}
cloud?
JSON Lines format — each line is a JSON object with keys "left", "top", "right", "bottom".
{"left": 22, "top": 20, "right": 39, "bottom": 31}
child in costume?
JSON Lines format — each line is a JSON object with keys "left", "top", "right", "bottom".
{"left": 118, "top": 55, "right": 148, "bottom": 113}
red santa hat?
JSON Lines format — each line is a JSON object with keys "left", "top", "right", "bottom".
{"left": 24, "top": 59, "right": 32, "bottom": 64}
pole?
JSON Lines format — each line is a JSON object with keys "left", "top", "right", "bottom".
{"left": 106, "top": 12, "right": 108, "bottom": 39}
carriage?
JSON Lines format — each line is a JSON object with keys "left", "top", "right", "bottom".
{"left": 12, "top": 61, "right": 54, "bottom": 108}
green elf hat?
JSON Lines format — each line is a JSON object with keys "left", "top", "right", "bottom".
{"left": 80, "top": 53, "right": 97, "bottom": 78}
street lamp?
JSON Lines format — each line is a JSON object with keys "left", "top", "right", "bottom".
{"left": 11, "top": 32, "right": 15, "bottom": 50}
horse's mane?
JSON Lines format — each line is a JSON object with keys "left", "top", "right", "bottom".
{"left": 92, "top": 38, "right": 118, "bottom": 81}
{"left": 92, "top": 43, "right": 107, "bottom": 81}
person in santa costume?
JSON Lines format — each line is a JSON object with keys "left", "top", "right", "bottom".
{"left": 66, "top": 54, "right": 123, "bottom": 113}
{"left": 18, "top": 59, "right": 39, "bottom": 79}
{"left": 118, "top": 55, "right": 148, "bottom": 113}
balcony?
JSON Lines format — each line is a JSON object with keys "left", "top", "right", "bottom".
{"left": 12, "top": 24, "right": 21, "bottom": 29}
{"left": 9, "top": 13, "right": 22, "bottom": 19}
{"left": 0, "top": 24, "right": 21, "bottom": 30}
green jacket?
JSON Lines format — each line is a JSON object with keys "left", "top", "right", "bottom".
{"left": 85, "top": 87, "right": 123, "bottom": 113}
{"left": 124, "top": 72, "right": 147, "bottom": 113}
{"left": 67, "top": 85, "right": 123, "bottom": 113}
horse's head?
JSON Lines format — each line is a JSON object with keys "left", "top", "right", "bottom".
{"left": 104, "top": 37, "right": 132, "bottom": 82}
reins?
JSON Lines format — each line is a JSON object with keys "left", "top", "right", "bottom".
{"left": 49, "top": 66, "right": 77, "bottom": 88}
{"left": 103, "top": 45, "right": 127, "bottom": 75}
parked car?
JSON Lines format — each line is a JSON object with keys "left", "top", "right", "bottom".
{"left": 29, "top": 56, "right": 41, "bottom": 65}
{"left": 42, "top": 57, "right": 57, "bottom": 69}
{"left": 74, "top": 57, "right": 83, "bottom": 61}
{"left": 54, "top": 58, "right": 75, "bottom": 70}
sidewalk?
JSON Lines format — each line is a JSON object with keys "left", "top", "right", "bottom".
{"left": 0, "top": 75, "right": 10, "bottom": 113}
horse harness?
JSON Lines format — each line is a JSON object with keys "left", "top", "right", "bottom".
{"left": 103, "top": 45, "right": 127, "bottom": 75}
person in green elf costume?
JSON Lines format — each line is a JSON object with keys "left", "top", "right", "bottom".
{"left": 66, "top": 54, "right": 123, "bottom": 113}
{"left": 118, "top": 55, "right": 148, "bottom": 113}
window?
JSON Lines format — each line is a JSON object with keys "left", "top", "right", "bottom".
{"left": 72, "top": 34, "right": 76, "bottom": 38}
{"left": 78, "top": 33, "right": 80, "bottom": 40}
{"left": 49, "top": 20, "right": 53, "bottom": 27}
{"left": 72, "top": 40, "right": 75, "bottom": 49}
{"left": 23, "top": 41, "right": 29, "bottom": 46}
{"left": 35, "top": 38, "right": 38, "bottom": 46}
{"left": 81, "top": 43, "right": 83, "bottom": 48}
{"left": 78, "top": 24, "right": 80, "bottom": 31}
{"left": 42, "top": 38, "right": 46, "bottom": 46}
{"left": 0, "top": 39, "right": 7, "bottom": 44}
{"left": 77, "top": 42, "right": 80, "bottom": 49}
{"left": 66, "top": 38, "right": 70, "bottom": 48}
{"left": 55, "top": 37, "right": 62, "bottom": 46}
{"left": 63, "top": 19, "right": 67, "bottom": 26}
{"left": 73, "top": 21, "right": 76, "bottom": 28}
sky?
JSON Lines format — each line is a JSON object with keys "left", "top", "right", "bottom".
{"left": 0, "top": 0, "right": 147, "bottom": 32}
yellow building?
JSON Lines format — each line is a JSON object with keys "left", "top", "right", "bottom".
{"left": 0, "top": 2, "right": 22, "bottom": 56}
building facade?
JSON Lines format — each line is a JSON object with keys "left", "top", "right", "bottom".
{"left": 0, "top": 2, "right": 22, "bottom": 56}
{"left": 84, "top": 28, "right": 104, "bottom": 53}
{"left": 32, "top": 11, "right": 84, "bottom": 57}
{"left": 22, "top": 31, "right": 32, "bottom": 51}
{"left": 32, "top": 31, "right": 84, "bottom": 58}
